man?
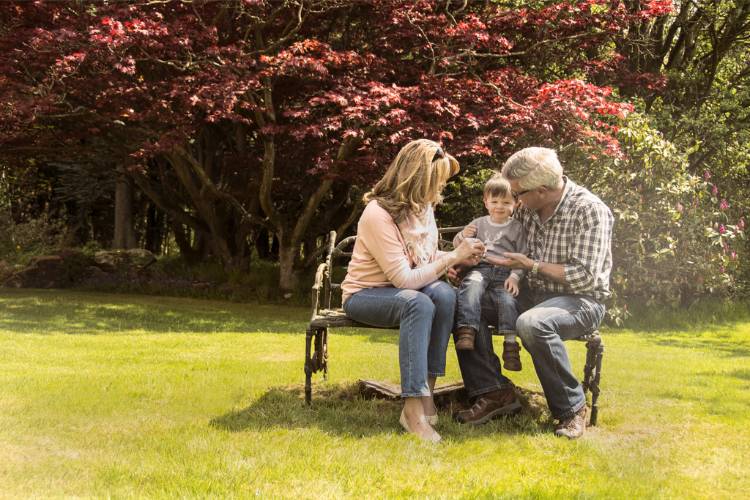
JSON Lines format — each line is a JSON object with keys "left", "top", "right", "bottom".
{"left": 453, "top": 147, "right": 613, "bottom": 439}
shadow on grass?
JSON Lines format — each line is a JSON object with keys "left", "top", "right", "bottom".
{"left": 655, "top": 368, "right": 750, "bottom": 418}
{"left": 210, "top": 383, "right": 555, "bottom": 440}
{"left": 0, "top": 290, "right": 397, "bottom": 343}
{"left": 646, "top": 337, "right": 750, "bottom": 358}
{"left": 620, "top": 299, "right": 750, "bottom": 333}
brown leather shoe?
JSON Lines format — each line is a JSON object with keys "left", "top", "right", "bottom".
{"left": 554, "top": 405, "right": 588, "bottom": 439}
{"left": 455, "top": 326, "right": 476, "bottom": 350}
{"left": 502, "top": 341, "right": 522, "bottom": 371}
{"left": 454, "top": 386, "right": 521, "bottom": 425}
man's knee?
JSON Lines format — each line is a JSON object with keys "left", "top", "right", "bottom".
{"left": 516, "top": 309, "right": 545, "bottom": 344}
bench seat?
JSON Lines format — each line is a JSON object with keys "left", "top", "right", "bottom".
{"left": 310, "top": 308, "right": 392, "bottom": 330}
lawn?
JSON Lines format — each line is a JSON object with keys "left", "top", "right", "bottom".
{"left": 1, "top": 289, "right": 748, "bottom": 498}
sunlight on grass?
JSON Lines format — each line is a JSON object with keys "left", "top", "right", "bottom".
{"left": 0, "top": 289, "right": 748, "bottom": 497}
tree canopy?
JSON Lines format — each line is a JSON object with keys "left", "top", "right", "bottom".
{"left": 0, "top": 0, "right": 746, "bottom": 306}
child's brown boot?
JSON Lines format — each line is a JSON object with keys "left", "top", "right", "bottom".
{"left": 502, "top": 341, "right": 522, "bottom": 371}
{"left": 455, "top": 326, "right": 477, "bottom": 350}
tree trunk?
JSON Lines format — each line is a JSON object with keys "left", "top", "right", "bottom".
{"left": 113, "top": 171, "right": 137, "bottom": 249}
{"left": 171, "top": 222, "right": 202, "bottom": 263}
{"left": 256, "top": 228, "right": 280, "bottom": 260}
{"left": 144, "top": 203, "right": 165, "bottom": 254}
{"left": 278, "top": 242, "right": 301, "bottom": 295}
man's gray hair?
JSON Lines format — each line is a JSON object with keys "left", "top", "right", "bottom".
{"left": 501, "top": 147, "right": 563, "bottom": 190}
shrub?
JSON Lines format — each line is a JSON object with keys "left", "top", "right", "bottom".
{"left": 563, "top": 113, "right": 745, "bottom": 323}
{"left": 0, "top": 211, "right": 67, "bottom": 264}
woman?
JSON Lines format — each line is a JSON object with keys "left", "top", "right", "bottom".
{"left": 342, "top": 139, "right": 485, "bottom": 442}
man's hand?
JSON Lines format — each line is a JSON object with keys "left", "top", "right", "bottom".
{"left": 492, "top": 252, "right": 534, "bottom": 270}
{"left": 461, "top": 224, "right": 477, "bottom": 238}
{"left": 504, "top": 275, "right": 520, "bottom": 297}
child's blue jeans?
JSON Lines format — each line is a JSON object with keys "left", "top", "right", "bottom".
{"left": 456, "top": 263, "right": 518, "bottom": 335}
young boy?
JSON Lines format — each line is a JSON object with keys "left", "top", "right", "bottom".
{"left": 452, "top": 175, "right": 527, "bottom": 371}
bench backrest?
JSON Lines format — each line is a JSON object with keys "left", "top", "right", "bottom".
{"left": 312, "top": 227, "right": 463, "bottom": 314}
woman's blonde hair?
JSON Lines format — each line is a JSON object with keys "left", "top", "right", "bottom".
{"left": 364, "top": 139, "right": 459, "bottom": 223}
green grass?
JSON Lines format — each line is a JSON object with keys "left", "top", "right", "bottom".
{"left": 1, "top": 289, "right": 748, "bottom": 498}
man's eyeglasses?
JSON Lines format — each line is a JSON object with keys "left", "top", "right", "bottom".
{"left": 512, "top": 189, "right": 533, "bottom": 198}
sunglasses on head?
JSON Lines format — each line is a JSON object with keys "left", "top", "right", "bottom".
{"left": 431, "top": 147, "right": 445, "bottom": 163}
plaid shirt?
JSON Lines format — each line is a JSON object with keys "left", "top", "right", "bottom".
{"left": 515, "top": 177, "right": 613, "bottom": 302}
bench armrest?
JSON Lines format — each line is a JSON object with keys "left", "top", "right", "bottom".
{"left": 311, "top": 262, "right": 328, "bottom": 319}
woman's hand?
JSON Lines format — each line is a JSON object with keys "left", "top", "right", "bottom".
{"left": 446, "top": 265, "right": 463, "bottom": 286}
{"left": 454, "top": 237, "right": 485, "bottom": 263}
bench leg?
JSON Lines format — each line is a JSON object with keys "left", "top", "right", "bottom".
{"left": 304, "top": 327, "right": 329, "bottom": 404}
{"left": 582, "top": 335, "right": 604, "bottom": 426}
{"left": 304, "top": 327, "right": 314, "bottom": 405}
{"left": 589, "top": 341, "right": 604, "bottom": 426}
{"left": 317, "top": 327, "right": 328, "bottom": 380}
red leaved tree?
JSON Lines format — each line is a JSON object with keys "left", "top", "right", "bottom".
{"left": 0, "top": 0, "right": 668, "bottom": 291}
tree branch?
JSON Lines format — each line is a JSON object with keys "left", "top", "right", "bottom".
{"left": 290, "top": 134, "right": 364, "bottom": 245}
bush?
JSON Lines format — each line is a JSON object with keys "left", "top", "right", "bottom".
{"left": 0, "top": 211, "right": 67, "bottom": 264}
{"left": 562, "top": 113, "right": 745, "bottom": 323}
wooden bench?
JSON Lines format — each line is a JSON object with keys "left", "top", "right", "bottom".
{"left": 304, "top": 229, "right": 605, "bottom": 425}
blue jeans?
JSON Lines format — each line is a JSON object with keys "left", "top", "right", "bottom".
{"left": 517, "top": 294, "right": 605, "bottom": 419}
{"left": 456, "top": 264, "right": 518, "bottom": 334}
{"left": 343, "top": 280, "right": 456, "bottom": 397}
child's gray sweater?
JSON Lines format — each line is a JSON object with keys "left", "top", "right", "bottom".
{"left": 453, "top": 216, "right": 528, "bottom": 280}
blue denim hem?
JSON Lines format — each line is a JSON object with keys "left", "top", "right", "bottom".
{"left": 456, "top": 324, "right": 479, "bottom": 332}
{"left": 555, "top": 399, "right": 587, "bottom": 421}
{"left": 401, "top": 392, "right": 432, "bottom": 398}
{"left": 427, "top": 372, "right": 445, "bottom": 378}
{"left": 465, "top": 382, "right": 513, "bottom": 399}
{"left": 495, "top": 329, "right": 516, "bottom": 335}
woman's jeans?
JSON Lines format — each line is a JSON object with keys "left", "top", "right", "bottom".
{"left": 456, "top": 264, "right": 518, "bottom": 334}
{"left": 516, "top": 294, "right": 606, "bottom": 419}
{"left": 343, "top": 280, "right": 456, "bottom": 398}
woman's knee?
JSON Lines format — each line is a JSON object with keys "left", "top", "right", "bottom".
{"left": 430, "top": 281, "right": 456, "bottom": 308}
{"left": 402, "top": 290, "right": 435, "bottom": 318}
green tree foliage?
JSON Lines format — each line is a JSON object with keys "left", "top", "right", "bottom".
{"left": 617, "top": 0, "right": 750, "bottom": 295}
{"left": 568, "top": 113, "right": 744, "bottom": 321}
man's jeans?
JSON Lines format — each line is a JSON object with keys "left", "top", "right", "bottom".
{"left": 517, "top": 294, "right": 605, "bottom": 419}
{"left": 456, "top": 292, "right": 515, "bottom": 398}
{"left": 456, "top": 264, "right": 518, "bottom": 334}
{"left": 457, "top": 292, "right": 604, "bottom": 419}
{"left": 343, "top": 280, "right": 455, "bottom": 398}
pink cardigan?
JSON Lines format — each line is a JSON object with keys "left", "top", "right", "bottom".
{"left": 341, "top": 201, "right": 453, "bottom": 304}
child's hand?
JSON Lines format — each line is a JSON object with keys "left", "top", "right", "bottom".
{"left": 462, "top": 224, "right": 477, "bottom": 238}
{"left": 504, "top": 276, "right": 519, "bottom": 297}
